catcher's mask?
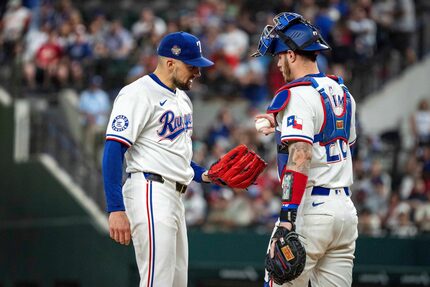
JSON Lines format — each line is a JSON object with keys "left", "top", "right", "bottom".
{"left": 251, "top": 12, "right": 330, "bottom": 57}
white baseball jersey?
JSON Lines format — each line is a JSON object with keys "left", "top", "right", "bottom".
{"left": 106, "top": 74, "right": 193, "bottom": 287}
{"left": 106, "top": 74, "right": 194, "bottom": 184}
{"left": 265, "top": 74, "right": 358, "bottom": 287}
{"left": 275, "top": 76, "right": 356, "bottom": 188}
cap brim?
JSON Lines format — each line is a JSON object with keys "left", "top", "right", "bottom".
{"left": 183, "top": 57, "right": 214, "bottom": 67}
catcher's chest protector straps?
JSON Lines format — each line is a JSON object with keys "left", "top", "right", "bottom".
{"left": 266, "top": 76, "right": 352, "bottom": 147}
{"left": 309, "top": 76, "right": 352, "bottom": 145}
{"left": 266, "top": 81, "right": 312, "bottom": 122}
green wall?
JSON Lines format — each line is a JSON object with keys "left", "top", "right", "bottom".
{"left": 0, "top": 103, "right": 136, "bottom": 286}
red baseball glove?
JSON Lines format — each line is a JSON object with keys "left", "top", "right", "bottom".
{"left": 207, "top": 145, "right": 267, "bottom": 189}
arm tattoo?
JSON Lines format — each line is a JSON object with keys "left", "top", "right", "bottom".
{"left": 287, "top": 141, "right": 312, "bottom": 174}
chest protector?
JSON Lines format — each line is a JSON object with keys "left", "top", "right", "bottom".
{"left": 310, "top": 76, "right": 352, "bottom": 145}
{"left": 267, "top": 75, "right": 353, "bottom": 176}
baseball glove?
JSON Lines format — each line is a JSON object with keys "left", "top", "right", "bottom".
{"left": 265, "top": 226, "right": 306, "bottom": 285}
{"left": 207, "top": 144, "right": 267, "bottom": 189}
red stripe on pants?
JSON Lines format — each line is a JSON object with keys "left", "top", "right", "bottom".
{"left": 146, "top": 182, "right": 152, "bottom": 287}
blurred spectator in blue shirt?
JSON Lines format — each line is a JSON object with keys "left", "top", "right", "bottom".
{"left": 235, "top": 45, "right": 269, "bottom": 107}
{"left": 67, "top": 25, "right": 93, "bottom": 88}
{"left": 79, "top": 75, "right": 110, "bottom": 161}
{"left": 207, "top": 108, "right": 234, "bottom": 147}
{"left": 314, "top": 3, "right": 336, "bottom": 40}
{"left": 105, "top": 19, "right": 134, "bottom": 60}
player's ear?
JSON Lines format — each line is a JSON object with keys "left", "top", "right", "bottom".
{"left": 166, "top": 58, "right": 175, "bottom": 70}
{"left": 287, "top": 50, "right": 296, "bottom": 63}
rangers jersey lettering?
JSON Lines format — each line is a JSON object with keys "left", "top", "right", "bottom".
{"left": 157, "top": 111, "right": 192, "bottom": 141}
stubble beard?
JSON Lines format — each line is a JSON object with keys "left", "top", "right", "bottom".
{"left": 172, "top": 69, "right": 191, "bottom": 91}
{"left": 283, "top": 59, "right": 292, "bottom": 83}
{"left": 173, "top": 77, "right": 191, "bottom": 90}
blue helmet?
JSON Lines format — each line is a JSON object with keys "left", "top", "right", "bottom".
{"left": 252, "top": 12, "right": 330, "bottom": 57}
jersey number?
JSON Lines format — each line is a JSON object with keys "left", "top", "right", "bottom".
{"left": 325, "top": 139, "right": 348, "bottom": 163}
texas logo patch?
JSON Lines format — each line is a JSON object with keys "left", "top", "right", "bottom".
{"left": 287, "top": 115, "right": 303, "bottom": 130}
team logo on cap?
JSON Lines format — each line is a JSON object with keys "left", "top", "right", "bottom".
{"left": 171, "top": 45, "right": 181, "bottom": 56}
{"left": 112, "top": 115, "right": 129, "bottom": 132}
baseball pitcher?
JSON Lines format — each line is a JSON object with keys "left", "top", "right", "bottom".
{"left": 102, "top": 31, "right": 266, "bottom": 287}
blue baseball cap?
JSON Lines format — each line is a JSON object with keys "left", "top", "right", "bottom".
{"left": 157, "top": 31, "right": 214, "bottom": 67}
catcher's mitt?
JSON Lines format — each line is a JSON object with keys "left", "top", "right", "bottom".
{"left": 207, "top": 144, "right": 267, "bottom": 189}
{"left": 265, "top": 226, "right": 306, "bottom": 285}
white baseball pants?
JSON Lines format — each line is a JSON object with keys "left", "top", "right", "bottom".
{"left": 265, "top": 187, "right": 358, "bottom": 287}
{"left": 123, "top": 173, "right": 188, "bottom": 287}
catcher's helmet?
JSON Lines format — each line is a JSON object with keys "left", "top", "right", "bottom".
{"left": 252, "top": 12, "right": 330, "bottom": 57}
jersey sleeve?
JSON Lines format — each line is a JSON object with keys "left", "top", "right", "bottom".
{"left": 106, "top": 87, "right": 151, "bottom": 147}
{"left": 280, "top": 91, "right": 315, "bottom": 145}
{"left": 190, "top": 161, "right": 207, "bottom": 183}
{"left": 348, "top": 95, "right": 357, "bottom": 146}
{"left": 102, "top": 140, "right": 128, "bottom": 212}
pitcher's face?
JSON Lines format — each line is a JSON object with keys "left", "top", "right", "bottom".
{"left": 172, "top": 60, "right": 201, "bottom": 90}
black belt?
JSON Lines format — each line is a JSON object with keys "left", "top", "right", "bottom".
{"left": 311, "top": 186, "right": 350, "bottom": 196}
{"left": 128, "top": 172, "right": 187, "bottom": 194}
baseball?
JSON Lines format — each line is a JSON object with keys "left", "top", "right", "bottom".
{"left": 255, "top": 118, "right": 271, "bottom": 131}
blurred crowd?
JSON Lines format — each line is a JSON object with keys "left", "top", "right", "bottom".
{"left": 0, "top": 0, "right": 424, "bottom": 101}
{"left": 351, "top": 99, "right": 430, "bottom": 237}
{"left": 1, "top": 0, "right": 429, "bottom": 237}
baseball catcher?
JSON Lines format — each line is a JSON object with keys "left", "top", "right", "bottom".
{"left": 253, "top": 11, "right": 358, "bottom": 287}
{"left": 207, "top": 144, "right": 267, "bottom": 189}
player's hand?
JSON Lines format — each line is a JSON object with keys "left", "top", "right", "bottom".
{"left": 269, "top": 221, "right": 293, "bottom": 258}
{"left": 255, "top": 114, "right": 275, "bottom": 135}
{"left": 201, "top": 171, "right": 211, "bottom": 183}
{"left": 108, "top": 211, "right": 131, "bottom": 246}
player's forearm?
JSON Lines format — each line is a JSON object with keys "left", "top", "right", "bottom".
{"left": 285, "top": 141, "right": 312, "bottom": 175}
{"left": 279, "top": 141, "right": 312, "bottom": 224}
